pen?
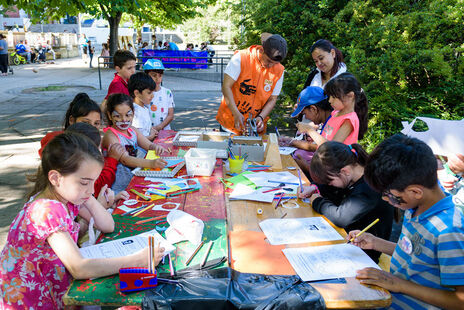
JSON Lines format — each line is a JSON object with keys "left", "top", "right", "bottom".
{"left": 185, "top": 241, "right": 204, "bottom": 266}
{"left": 298, "top": 170, "right": 303, "bottom": 194}
{"left": 348, "top": 218, "right": 380, "bottom": 244}
{"left": 200, "top": 241, "right": 213, "bottom": 268}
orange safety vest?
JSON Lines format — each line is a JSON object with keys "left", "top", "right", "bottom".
{"left": 216, "top": 45, "right": 284, "bottom": 134}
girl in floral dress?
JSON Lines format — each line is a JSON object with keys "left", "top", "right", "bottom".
{"left": 0, "top": 133, "right": 164, "bottom": 309}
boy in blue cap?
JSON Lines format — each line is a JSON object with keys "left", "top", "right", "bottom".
{"left": 143, "top": 59, "right": 175, "bottom": 131}
{"left": 278, "top": 86, "right": 333, "bottom": 175}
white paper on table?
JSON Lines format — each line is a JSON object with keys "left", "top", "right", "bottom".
{"left": 259, "top": 217, "right": 344, "bottom": 245}
{"left": 229, "top": 183, "right": 276, "bottom": 203}
{"left": 179, "top": 135, "right": 200, "bottom": 142}
{"left": 401, "top": 117, "right": 464, "bottom": 156}
{"left": 279, "top": 147, "right": 298, "bottom": 155}
{"left": 244, "top": 171, "right": 301, "bottom": 187}
{"left": 282, "top": 243, "right": 380, "bottom": 282}
{"left": 79, "top": 229, "right": 175, "bottom": 259}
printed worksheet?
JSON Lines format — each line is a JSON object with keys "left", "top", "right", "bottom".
{"left": 282, "top": 243, "right": 380, "bottom": 282}
{"left": 259, "top": 217, "right": 344, "bottom": 245}
{"left": 80, "top": 229, "right": 175, "bottom": 259}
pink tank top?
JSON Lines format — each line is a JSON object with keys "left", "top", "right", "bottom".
{"left": 321, "top": 110, "right": 359, "bottom": 145}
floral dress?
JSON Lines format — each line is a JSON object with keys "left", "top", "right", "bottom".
{"left": 0, "top": 198, "right": 80, "bottom": 309}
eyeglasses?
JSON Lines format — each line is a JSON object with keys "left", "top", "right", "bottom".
{"left": 382, "top": 190, "right": 406, "bottom": 205}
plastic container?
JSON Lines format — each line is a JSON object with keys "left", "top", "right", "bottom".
{"left": 184, "top": 148, "right": 217, "bottom": 176}
{"left": 229, "top": 157, "right": 245, "bottom": 174}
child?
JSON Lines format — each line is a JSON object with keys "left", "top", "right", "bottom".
{"left": 143, "top": 59, "right": 175, "bottom": 131}
{"left": 279, "top": 86, "right": 333, "bottom": 175}
{"left": 128, "top": 72, "right": 158, "bottom": 141}
{"left": 438, "top": 153, "right": 464, "bottom": 211}
{"left": 350, "top": 134, "right": 464, "bottom": 309}
{"left": 296, "top": 72, "right": 368, "bottom": 145}
{"left": 38, "top": 93, "right": 127, "bottom": 198}
{"left": 0, "top": 132, "right": 164, "bottom": 309}
{"left": 104, "top": 50, "right": 136, "bottom": 100}
{"left": 102, "top": 93, "right": 168, "bottom": 193}
{"left": 101, "top": 43, "right": 110, "bottom": 68}
{"left": 298, "top": 141, "right": 393, "bottom": 263}
{"left": 39, "top": 93, "right": 102, "bottom": 157}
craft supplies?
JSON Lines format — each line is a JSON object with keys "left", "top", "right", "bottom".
{"left": 185, "top": 241, "right": 204, "bottom": 266}
{"left": 200, "top": 241, "right": 214, "bottom": 268}
{"left": 275, "top": 193, "right": 284, "bottom": 209}
{"left": 135, "top": 214, "right": 168, "bottom": 225}
{"left": 130, "top": 189, "right": 151, "bottom": 201}
{"left": 132, "top": 203, "right": 155, "bottom": 217}
{"left": 122, "top": 205, "right": 146, "bottom": 216}
{"left": 167, "top": 188, "right": 200, "bottom": 197}
{"left": 348, "top": 218, "right": 380, "bottom": 244}
{"left": 257, "top": 208, "right": 263, "bottom": 215}
{"left": 168, "top": 253, "right": 175, "bottom": 276}
{"left": 119, "top": 267, "right": 157, "bottom": 293}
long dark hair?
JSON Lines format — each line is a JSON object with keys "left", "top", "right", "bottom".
{"left": 324, "top": 72, "right": 368, "bottom": 139}
{"left": 27, "top": 132, "right": 104, "bottom": 200}
{"left": 63, "top": 93, "right": 101, "bottom": 129}
{"left": 105, "top": 93, "right": 134, "bottom": 126}
{"left": 310, "top": 39, "right": 344, "bottom": 78}
{"left": 310, "top": 141, "right": 368, "bottom": 184}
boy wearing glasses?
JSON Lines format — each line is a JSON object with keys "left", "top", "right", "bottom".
{"left": 348, "top": 134, "right": 464, "bottom": 309}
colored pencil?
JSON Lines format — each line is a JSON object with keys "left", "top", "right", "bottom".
{"left": 298, "top": 170, "right": 303, "bottom": 193}
{"left": 132, "top": 203, "right": 155, "bottom": 217}
{"left": 134, "top": 184, "right": 166, "bottom": 190}
{"left": 122, "top": 205, "right": 146, "bottom": 216}
{"left": 200, "top": 241, "right": 213, "bottom": 268}
{"left": 273, "top": 196, "right": 297, "bottom": 200}
{"left": 135, "top": 214, "right": 168, "bottom": 225}
{"left": 348, "top": 218, "right": 380, "bottom": 244}
{"left": 268, "top": 180, "right": 300, "bottom": 186}
{"left": 168, "top": 253, "right": 175, "bottom": 276}
{"left": 263, "top": 187, "right": 280, "bottom": 193}
{"left": 280, "top": 213, "right": 287, "bottom": 219}
{"left": 275, "top": 193, "right": 284, "bottom": 209}
{"left": 185, "top": 241, "right": 204, "bottom": 266}
{"left": 167, "top": 188, "right": 199, "bottom": 197}
{"left": 130, "top": 189, "right": 151, "bottom": 201}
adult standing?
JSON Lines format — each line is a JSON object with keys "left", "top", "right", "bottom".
{"left": 79, "top": 34, "right": 89, "bottom": 64}
{"left": 216, "top": 34, "right": 287, "bottom": 135}
{"left": 303, "top": 39, "right": 346, "bottom": 89}
{"left": 0, "top": 34, "right": 8, "bottom": 76}
{"left": 88, "top": 41, "right": 94, "bottom": 68}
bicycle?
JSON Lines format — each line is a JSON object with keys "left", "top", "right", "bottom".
{"left": 10, "top": 51, "right": 27, "bottom": 65}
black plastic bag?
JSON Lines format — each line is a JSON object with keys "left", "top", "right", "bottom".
{"left": 142, "top": 267, "right": 325, "bottom": 310}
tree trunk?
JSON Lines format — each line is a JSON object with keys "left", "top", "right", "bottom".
{"left": 107, "top": 12, "right": 122, "bottom": 57}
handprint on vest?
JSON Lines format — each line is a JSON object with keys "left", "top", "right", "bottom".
{"left": 237, "top": 101, "right": 252, "bottom": 114}
{"left": 239, "top": 79, "right": 257, "bottom": 95}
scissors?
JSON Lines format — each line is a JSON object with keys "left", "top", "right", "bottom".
{"left": 246, "top": 112, "right": 258, "bottom": 136}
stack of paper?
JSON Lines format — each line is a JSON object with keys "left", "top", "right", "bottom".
{"left": 229, "top": 183, "right": 275, "bottom": 203}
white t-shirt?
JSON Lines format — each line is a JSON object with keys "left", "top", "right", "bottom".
{"left": 132, "top": 103, "right": 152, "bottom": 137}
{"left": 310, "top": 63, "right": 347, "bottom": 88}
{"left": 147, "top": 86, "right": 175, "bottom": 130}
{"left": 224, "top": 53, "right": 284, "bottom": 96}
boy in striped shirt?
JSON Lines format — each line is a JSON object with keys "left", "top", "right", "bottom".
{"left": 348, "top": 134, "right": 464, "bottom": 309}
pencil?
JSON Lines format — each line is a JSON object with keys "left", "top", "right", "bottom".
{"left": 348, "top": 218, "right": 380, "bottom": 244}
{"left": 185, "top": 241, "right": 204, "bottom": 266}
{"left": 135, "top": 214, "right": 168, "bottom": 225}
{"left": 298, "top": 170, "right": 303, "bottom": 193}
{"left": 167, "top": 188, "right": 199, "bottom": 197}
{"left": 280, "top": 212, "right": 287, "bottom": 219}
{"left": 275, "top": 193, "right": 284, "bottom": 209}
{"left": 104, "top": 191, "right": 109, "bottom": 203}
{"left": 130, "top": 189, "right": 151, "bottom": 201}
{"left": 132, "top": 203, "right": 155, "bottom": 217}
{"left": 122, "top": 205, "right": 146, "bottom": 216}
{"left": 200, "top": 241, "right": 213, "bottom": 268}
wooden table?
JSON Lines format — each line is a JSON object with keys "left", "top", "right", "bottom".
{"left": 226, "top": 153, "right": 392, "bottom": 309}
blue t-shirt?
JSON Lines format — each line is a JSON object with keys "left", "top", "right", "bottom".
{"left": 168, "top": 42, "right": 179, "bottom": 51}
{"left": 0, "top": 40, "right": 7, "bottom": 55}
{"left": 389, "top": 195, "right": 464, "bottom": 309}
{"left": 15, "top": 44, "right": 26, "bottom": 53}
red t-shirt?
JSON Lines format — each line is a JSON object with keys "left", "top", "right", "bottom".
{"left": 105, "top": 73, "right": 129, "bottom": 99}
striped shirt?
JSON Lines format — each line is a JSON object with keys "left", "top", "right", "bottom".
{"left": 390, "top": 195, "right": 464, "bottom": 309}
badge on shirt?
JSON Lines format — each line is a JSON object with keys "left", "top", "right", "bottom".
{"left": 400, "top": 235, "right": 413, "bottom": 254}
{"left": 264, "top": 79, "right": 273, "bottom": 92}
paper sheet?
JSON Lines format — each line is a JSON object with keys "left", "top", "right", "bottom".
{"left": 80, "top": 229, "right": 175, "bottom": 259}
{"left": 282, "top": 243, "right": 380, "bottom": 282}
{"left": 229, "top": 183, "right": 276, "bottom": 203}
{"left": 279, "top": 147, "right": 298, "bottom": 155}
{"left": 243, "top": 171, "right": 301, "bottom": 187}
{"left": 401, "top": 117, "right": 464, "bottom": 156}
{"left": 259, "top": 217, "right": 344, "bottom": 245}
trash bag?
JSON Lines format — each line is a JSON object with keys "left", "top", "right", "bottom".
{"left": 142, "top": 267, "right": 325, "bottom": 310}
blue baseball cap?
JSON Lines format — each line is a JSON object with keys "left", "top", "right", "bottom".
{"left": 291, "top": 86, "right": 328, "bottom": 118}
{"left": 143, "top": 59, "right": 165, "bottom": 71}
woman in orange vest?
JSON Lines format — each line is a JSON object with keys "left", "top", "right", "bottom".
{"left": 216, "top": 34, "right": 287, "bottom": 135}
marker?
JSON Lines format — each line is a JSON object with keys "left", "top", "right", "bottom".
{"left": 130, "top": 189, "right": 151, "bottom": 201}
{"left": 200, "top": 241, "right": 213, "bottom": 268}
{"left": 348, "top": 218, "right": 380, "bottom": 244}
{"left": 298, "top": 170, "right": 303, "bottom": 194}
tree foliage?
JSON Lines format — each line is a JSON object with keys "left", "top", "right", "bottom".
{"left": 238, "top": 0, "right": 464, "bottom": 150}
{"left": 3, "top": 0, "right": 211, "bottom": 55}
